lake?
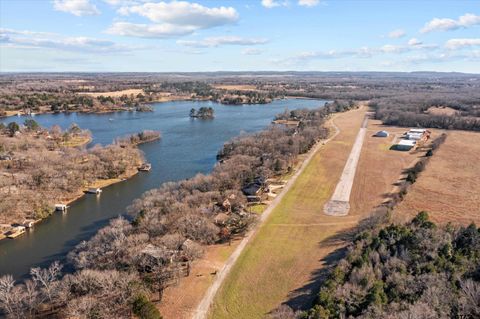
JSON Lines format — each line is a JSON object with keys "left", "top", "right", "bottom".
{"left": 0, "top": 99, "right": 327, "bottom": 279}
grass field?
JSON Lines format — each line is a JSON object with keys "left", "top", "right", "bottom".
{"left": 207, "top": 110, "right": 424, "bottom": 319}
{"left": 394, "top": 130, "right": 480, "bottom": 225}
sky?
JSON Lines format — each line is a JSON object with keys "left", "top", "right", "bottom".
{"left": 0, "top": 0, "right": 479, "bottom": 72}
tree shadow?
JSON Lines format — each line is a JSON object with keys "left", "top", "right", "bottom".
{"left": 273, "top": 225, "right": 357, "bottom": 313}
{"left": 269, "top": 212, "right": 390, "bottom": 315}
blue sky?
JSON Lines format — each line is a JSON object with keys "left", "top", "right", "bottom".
{"left": 0, "top": 0, "right": 479, "bottom": 72}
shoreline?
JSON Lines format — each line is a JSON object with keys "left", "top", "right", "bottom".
{"left": 64, "top": 167, "right": 140, "bottom": 208}
{"left": 0, "top": 164, "right": 141, "bottom": 242}
{"left": 0, "top": 96, "right": 324, "bottom": 120}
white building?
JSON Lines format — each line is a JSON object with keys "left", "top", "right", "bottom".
{"left": 375, "top": 130, "right": 389, "bottom": 137}
{"left": 396, "top": 139, "right": 416, "bottom": 151}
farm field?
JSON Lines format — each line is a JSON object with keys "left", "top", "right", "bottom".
{"left": 394, "top": 130, "right": 480, "bottom": 225}
{"left": 207, "top": 108, "right": 425, "bottom": 318}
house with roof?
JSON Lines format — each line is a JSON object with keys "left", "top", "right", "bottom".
{"left": 242, "top": 177, "right": 269, "bottom": 202}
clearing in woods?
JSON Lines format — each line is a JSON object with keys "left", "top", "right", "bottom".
{"left": 394, "top": 130, "right": 480, "bottom": 225}
{"left": 207, "top": 108, "right": 421, "bottom": 319}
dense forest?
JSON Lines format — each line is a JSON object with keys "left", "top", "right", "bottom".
{"left": 371, "top": 92, "right": 480, "bottom": 131}
{"left": 299, "top": 212, "right": 480, "bottom": 319}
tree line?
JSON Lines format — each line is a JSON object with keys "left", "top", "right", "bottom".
{"left": 371, "top": 93, "right": 480, "bottom": 131}
{"left": 296, "top": 212, "right": 480, "bottom": 319}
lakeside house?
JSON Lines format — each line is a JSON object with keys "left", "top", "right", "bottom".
{"left": 137, "top": 244, "right": 177, "bottom": 272}
{"left": 242, "top": 177, "right": 269, "bottom": 202}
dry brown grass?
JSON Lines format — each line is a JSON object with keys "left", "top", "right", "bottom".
{"left": 426, "top": 106, "right": 459, "bottom": 116}
{"left": 349, "top": 120, "right": 418, "bottom": 215}
{"left": 394, "top": 130, "right": 480, "bottom": 226}
{"left": 79, "top": 89, "right": 144, "bottom": 97}
{"left": 213, "top": 85, "right": 257, "bottom": 91}
{"left": 157, "top": 240, "right": 241, "bottom": 319}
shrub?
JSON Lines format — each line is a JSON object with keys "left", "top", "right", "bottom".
{"left": 132, "top": 295, "right": 162, "bottom": 319}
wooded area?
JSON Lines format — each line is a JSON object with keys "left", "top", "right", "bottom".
{"left": 0, "top": 121, "right": 144, "bottom": 225}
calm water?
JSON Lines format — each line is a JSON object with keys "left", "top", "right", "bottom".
{"left": 0, "top": 99, "right": 327, "bottom": 279}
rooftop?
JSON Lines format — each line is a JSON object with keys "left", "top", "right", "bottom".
{"left": 398, "top": 139, "right": 416, "bottom": 146}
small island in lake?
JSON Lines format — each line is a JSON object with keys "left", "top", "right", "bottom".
{"left": 189, "top": 107, "right": 214, "bottom": 119}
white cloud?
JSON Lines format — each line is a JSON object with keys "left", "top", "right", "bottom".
{"left": 0, "top": 28, "right": 55, "bottom": 37}
{"left": 381, "top": 44, "right": 407, "bottom": 53}
{"left": 279, "top": 50, "right": 356, "bottom": 65}
{"left": 242, "top": 48, "right": 263, "bottom": 55}
{"left": 106, "top": 22, "right": 196, "bottom": 38}
{"left": 178, "top": 36, "right": 268, "bottom": 48}
{"left": 110, "top": 1, "right": 239, "bottom": 38}
{"left": 0, "top": 28, "right": 138, "bottom": 53}
{"left": 388, "top": 29, "right": 406, "bottom": 39}
{"left": 261, "top": 0, "right": 288, "bottom": 9}
{"left": 402, "top": 51, "right": 480, "bottom": 65}
{"left": 53, "top": 0, "right": 100, "bottom": 16}
{"left": 119, "top": 1, "right": 238, "bottom": 27}
{"left": 279, "top": 41, "right": 440, "bottom": 65}
{"left": 103, "top": 0, "right": 137, "bottom": 5}
{"left": 421, "top": 13, "right": 480, "bottom": 33}
{"left": 445, "top": 38, "right": 480, "bottom": 49}
{"left": 298, "top": 0, "right": 319, "bottom": 7}
{"left": 408, "top": 38, "right": 422, "bottom": 46}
